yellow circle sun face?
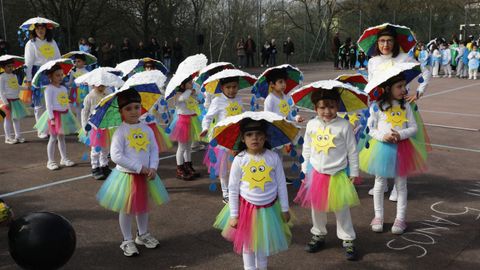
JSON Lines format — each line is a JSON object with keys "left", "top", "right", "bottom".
{"left": 7, "top": 76, "right": 19, "bottom": 90}
{"left": 73, "top": 70, "right": 86, "bottom": 78}
{"left": 39, "top": 43, "right": 55, "bottom": 59}
{"left": 127, "top": 128, "right": 150, "bottom": 152}
{"left": 57, "top": 92, "right": 69, "bottom": 107}
{"left": 385, "top": 105, "right": 408, "bottom": 128}
{"left": 226, "top": 101, "right": 242, "bottom": 117}
{"left": 241, "top": 158, "right": 273, "bottom": 191}
{"left": 311, "top": 127, "right": 336, "bottom": 155}
{"left": 185, "top": 96, "right": 198, "bottom": 112}
{"left": 278, "top": 99, "right": 290, "bottom": 117}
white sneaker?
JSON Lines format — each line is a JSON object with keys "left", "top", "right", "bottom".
{"left": 120, "top": 240, "right": 139, "bottom": 257}
{"left": 368, "top": 185, "right": 388, "bottom": 196}
{"left": 5, "top": 138, "right": 18, "bottom": 144}
{"left": 37, "top": 133, "right": 48, "bottom": 139}
{"left": 370, "top": 217, "right": 384, "bottom": 233}
{"left": 135, "top": 232, "right": 159, "bottom": 249}
{"left": 16, "top": 137, "right": 26, "bottom": 143}
{"left": 60, "top": 159, "right": 75, "bottom": 167}
{"left": 47, "top": 161, "right": 59, "bottom": 171}
{"left": 391, "top": 219, "right": 407, "bottom": 235}
{"left": 389, "top": 188, "right": 398, "bottom": 202}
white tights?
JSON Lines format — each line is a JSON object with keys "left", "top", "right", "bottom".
{"left": 3, "top": 117, "right": 21, "bottom": 139}
{"left": 119, "top": 212, "right": 149, "bottom": 240}
{"left": 243, "top": 248, "right": 267, "bottom": 270}
{"left": 374, "top": 176, "right": 407, "bottom": 221}
{"left": 176, "top": 141, "right": 192, "bottom": 165}
{"left": 47, "top": 134, "right": 68, "bottom": 163}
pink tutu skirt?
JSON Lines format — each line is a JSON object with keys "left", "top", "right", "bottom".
{"left": 168, "top": 114, "right": 201, "bottom": 143}
{"left": 34, "top": 110, "right": 80, "bottom": 136}
{"left": 203, "top": 145, "right": 232, "bottom": 178}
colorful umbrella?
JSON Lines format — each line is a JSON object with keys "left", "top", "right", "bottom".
{"left": 357, "top": 23, "right": 417, "bottom": 57}
{"left": 93, "top": 67, "right": 123, "bottom": 77}
{"left": 364, "top": 62, "right": 421, "bottom": 101}
{"left": 291, "top": 80, "right": 368, "bottom": 112}
{"left": 0, "top": 55, "right": 24, "bottom": 73}
{"left": 62, "top": 51, "right": 98, "bottom": 65}
{"left": 32, "top": 59, "right": 74, "bottom": 88}
{"left": 165, "top": 71, "right": 192, "bottom": 100}
{"left": 120, "top": 70, "right": 167, "bottom": 101}
{"left": 194, "top": 62, "right": 235, "bottom": 90}
{"left": 0, "top": 102, "right": 9, "bottom": 122}
{"left": 251, "top": 64, "right": 303, "bottom": 98}
{"left": 141, "top": 57, "right": 169, "bottom": 75}
{"left": 334, "top": 74, "right": 368, "bottom": 91}
{"left": 177, "top": 54, "right": 208, "bottom": 78}
{"left": 115, "top": 58, "right": 168, "bottom": 79}
{"left": 202, "top": 69, "right": 257, "bottom": 94}
{"left": 74, "top": 68, "right": 125, "bottom": 88}
{"left": 211, "top": 111, "right": 301, "bottom": 150}
{"left": 19, "top": 17, "right": 59, "bottom": 31}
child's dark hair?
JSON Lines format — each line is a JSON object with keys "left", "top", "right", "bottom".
{"left": 235, "top": 118, "right": 271, "bottom": 154}
{"left": 0, "top": 59, "right": 14, "bottom": 67}
{"left": 266, "top": 68, "right": 288, "bottom": 84}
{"left": 29, "top": 24, "right": 54, "bottom": 42}
{"left": 46, "top": 64, "right": 63, "bottom": 76}
{"left": 377, "top": 74, "right": 406, "bottom": 111}
{"left": 74, "top": 54, "right": 87, "bottom": 62}
{"left": 179, "top": 75, "right": 192, "bottom": 92}
{"left": 374, "top": 28, "right": 400, "bottom": 57}
{"left": 220, "top": 76, "right": 239, "bottom": 86}
{"left": 310, "top": 88, "right": 340, "bottom": 108}
{"left": 117, "top": 88, "right": 141, "bottom": 109}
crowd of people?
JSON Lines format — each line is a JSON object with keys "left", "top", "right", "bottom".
{"left": 236, "top": 35, "right": 295, "bottom": 68}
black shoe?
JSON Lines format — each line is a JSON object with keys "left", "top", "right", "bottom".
{"left": 286, "top": 178, "right": 293, "bottom": 185}
{"left": 305, "top": 234, "right": 325, "bottom": 253}
{"left": 102, "top": 166, "right": 112, "bottom": 177}
{"left": 222, "top": 196, "right": 229, "bottom": 204}
{"left": 92, "top": 168, "right": 105, "bottom": 180}
{"left": 344, "top": 241, "right": 357, "bottom": 261}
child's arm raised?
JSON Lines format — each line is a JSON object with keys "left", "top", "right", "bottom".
{"left": 200, "top": 97, "right": 219, "bottom": 136}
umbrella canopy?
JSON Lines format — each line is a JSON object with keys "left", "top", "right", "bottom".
{"left": 334, "top": 74, "right": 368, "bottom": 91}
{"left": 357, "top": 23, "right": 417, "bottom": 57}
{"left": 251, "top": 64, "right": 303, "bottom": 98}
{"left": 32, "top": 59, "right": 74, "bottom": 88}
{"left": 177, "top": 54, "right": 208, "bottom": 77}
{"left": 19, "top": 17, "right": 59, "bottom": 31}
{"left": 120, "top": 70, "right": 167, "bottom": 105}
{"left": 62, "top": 51, "right": 98, "bottom": 65}
{"left": 211, "top": 111, "right": 301, "bottom": 150}
{"left": 202, "top": 69, "right": 257, "bottom": 94}
{"left": 74, "top": 68, "right": 125, "bottom": 88}
{"left": 0, "top": 55, "right": 24, "bottom": 73}
{"left": 194, "top": 62, "right": 235, "bottom": 89}
{"left": 291, "top": 80, "right": 368, "bottom": 112}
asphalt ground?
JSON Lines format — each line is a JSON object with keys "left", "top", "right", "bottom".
{"left": 0, "top": 62, "right": 479, "bottom": 269}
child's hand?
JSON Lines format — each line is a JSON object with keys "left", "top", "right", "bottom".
{"left": 147, "top": 168, "right": 156, "bottom": 180}
{"left": 140, "top": 166, "right": 149, "bottom": 175}
{"left": 405, "top": 94, "right": 417, "bottom": 103}
{"left": 49, "top": 119, "right": 55, "bottom": 126}
{"left": 349, "top": 176, "right": 356, "bottom": 183}
{"left": 391, "top": 129, "right": 401, "bottom": 142}
{"left": 199, "top": 130, "right": 208, "bottom": 137}
{"left": 295, "top": 115, "right": 305, "bottom": 123}
{"left": 229, "top": 217, "right": 238, "bottom": 228}
{"left": 383, "top": 133, "right": 396, "bottom": 143}
{"left": 282, "top": 212, "right": 291, "bottom": 223}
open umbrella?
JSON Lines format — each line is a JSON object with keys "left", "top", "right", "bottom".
{"left": 32, "top": 59, "right": 74, "bottom": 88}
{"left": 0, "top": 55, "right": 24, "bottom": 73}
{"left": 251, "top": 64, "right": 303, "bottom": 98}
{"left": 74, "top": 68, "right": 124, "bottom": 88}
{"left": 357, "top": 23, "right": 417, "bottom": 57}
{"left": 19, "top": 17, "right": 59, "bottom": 31}
{"left": 62, "top": 51, "right": 97, "bottom": 66}
{"left": 194, "top": 62, "right": 235, "bottom": 90}
{"left": 202, "top": 69, "right": 257, "bottom": 94}
{"left": 334, "top": 74, "right": 368, "bottom": 92}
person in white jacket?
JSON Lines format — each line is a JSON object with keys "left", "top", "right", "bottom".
{"left": 467, "top": 44, "right": 480, "bottom": 80}
{"left": 440, "top": 43, "right": 452, "bottom": 78}
{"left": 431, "top": 44, "right": 442, "bottom": 77}
{"left": 455, "top": 41, "right": 467, "bottom": 78}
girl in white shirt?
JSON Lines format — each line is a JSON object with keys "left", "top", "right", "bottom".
{"left": 360, "top": 73, "right": 427, "bottom": 235}
{"left": 67, "top": 54, "right": 90, "bottom": 122}
{"left": 34, "top": 64, "right": 79, "bottom": 170}
{"left": 96, "top": 88, "right": 169, "bottom": 257}
{"left": 213, "top": 118, "right": 291, "bottom": 270}
{"left": 294, "top": 88, "right": 359, "bottom": 260}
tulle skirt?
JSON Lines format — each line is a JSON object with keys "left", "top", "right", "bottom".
{"left": 213, "top": 197, "right": 291, "bottom": 256}
{"left": 147, "top": 122, "right": 173, "bottom": 153}
{"left": 78, "top": 127, "right": 114, "bottom": 149}
{"left": 96, "top": 169, "right": 169, "bottom": 214}
{"left": 6, "top": 99, "right": 30, "bottom": 120}
{"left": 34, "top": 110, "right": 80, "bottom": 136}
{"left": 294, "top": 168, "right": 360, "bottom": 212}
{"left": 167, "top": 114, "right": 201, "bottom": 143}
{"left": 203, "top": 145, "right": 232, "bottom": 178}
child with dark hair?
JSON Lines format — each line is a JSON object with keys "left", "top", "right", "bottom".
{"left": 294, "top": 86, "right": 359, "bottom": 260}
{"left": 68, "top": 54, "right": 90, "bottom": 122}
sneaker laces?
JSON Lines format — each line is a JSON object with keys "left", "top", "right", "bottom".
{"left": 309, "top": 235, "right": 324, "bottom": 245}
{"left": 140, "top": 233, "right": 158, "bottom": 245}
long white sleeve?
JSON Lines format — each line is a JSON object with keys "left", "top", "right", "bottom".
{"left": 0, "top": 75, "right": 8, "bottom": 104}
{"left": 24, "top": 41, "right": 36, "bottom": 82}
{"left": 345, "top": 123, "right": 359, "bottom": 177}
{"left": 228, "top": 157, "right": 243, "bottom": 217}
{"left": 397, "top": 103, "right": 417, "bottom": 140}
{"left": 300, "top": 121, "right": 312, "bottom": 174}
{"left": 177, "top": 89, "right": 191, "bottom": 102}
{"left": 367, "top": 105, "right": 386, "bottom": 142}
{"left": 44, "top": 85, "right": 55, "bottom": 120}
{"left": 80, "top": 95, "right": 92, "bottom": 128}
{"left": 201, "top": 96, "right": 220, "bottom": 131}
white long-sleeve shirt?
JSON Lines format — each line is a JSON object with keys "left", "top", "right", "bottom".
{"left": 366, "top": 100, "right": 417, "bottom": 143}
{"left": 368, "top": 52, "right": 430, "bottom": 95}
{"left": 81, "top": 89, "right": 112, "bottom": 128}
{"left": 0, "top": 73, "right": 20, "bottom": 104}
{"left": 174, "top": 89, "right": 196, "bottom": 115}
{"left": 110, "top": 122, "right": 159, "bottom": 173}
{"left": 228, "top": 149, "right": 289, "bottom": 217}
{"left": 201, "top": 93, "right": 244, "bottom": 131}
{"left": 44, "top": 84, "right": 70, "bottom": 119}
{"left": 67, "top": 67, "right": 89, "bottom": 88}
{"left": 301, "top": 116, "right": 359, "bottom": 177}
{"left": 24, "top": 38, "right": 61, "bottom": 81}
{"left": 264, "top": 92, "right": 293, "bottom": 120}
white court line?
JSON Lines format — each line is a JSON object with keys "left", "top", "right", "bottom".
{"left": 429, "top": 143, "right": 480, "bottom": 153}
{"left": 422, "top": 82, "right": 480, "bottom": 98}
{"left": 424, "top": 123, "right": 479, "bottom": 132}
{"left": 0, "top": 130, "right": 37, "bottom": 138}
{"left": 0, "top": 153, "right": 179, "bottom": 198}
{"left": 420, "top": 110, "right": 480, "bottom": 118}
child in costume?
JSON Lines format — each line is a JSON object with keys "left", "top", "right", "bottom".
{"left": 440, "top": 43, "right": 452, "bottom": 78}
{"left": 0, "top": 58, "right": 29, "bottom": 144}
{"left": 201, "top": 76, "right": 244, "bottom": 203}
{"left": 68, "top": 54, "right": 90, "bottom": 122}
{"left": 96, "top": 88, "right": 169, "bottom": 257}
{"left": 294, "top": 88, "right": 359, "bottom": 260}
{"left": 81, "top": 84, "right": 112, "bottom": 180}
{"left": 34, "top": 64, "right": 79, "bottom": 170}
{"left": 213, "top": 118, "right": 291, "bottom": 270}
{"left": 456, "top": 41, "right": 467, "bottom": 78}
{"left": 467, "top": 44, "right": 480, "bottom": 80}
{"left": 168, "top": 76, "right": 202, "bottom": 180}
{"left": 431, "top": 44, "right": 441, "bottom": 77}
{"left": 360, "top": 72, "right": 427, "bottom": 235}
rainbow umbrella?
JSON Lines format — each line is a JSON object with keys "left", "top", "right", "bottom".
{"left": 0, "top": 102, "right": 9, "bottom": 122}
{"left": 357, "top": 23, "right": 417, "bottom": 57}
{"left": 364, "top": 62, "right": 421, "bottom": 101}
{"left": 62, "top": 51, "right": 98, "bottom": 65}
{"left": 165, "top": 54, "right": 208, "bottom": 100}
{"left": 19, "top": 17, "right": 59, "bottom": 31}
{"left": 202, "top": 69, "right": 257, "bottom": 94}
{"left": 251, "top": 64, "right": 303, "bottom": 98}
{"left": 87, "top": 71, "right": 166, "bottom": 129}
{"left": 141, "top": 57, "right": 169, "bottom": 75}
{"left": 194, "top": 62, "right": 235, "bottom": 91}
{"left": 335, "top": 74, "right": 368, "bottom": 92}
{"left": 0, "top": 55, "right": 24, "bottom": 73}
{"left": 211, "top": 111, "right": 301, "bottom": 150}
{"left": 32, "top": 59, "right": 74, "bottom": 88}
{"left": 115, "top": 58, "right": 168, "bottom": 79}
{"left": 291, "top": 80, "right": 368, "bottom": 112}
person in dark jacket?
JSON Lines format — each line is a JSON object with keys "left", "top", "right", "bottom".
{"left": 245, "top": 35, "right": 256, "bottom": 67}
{"left": 283, "top": 37, "right": 295, "bottom": 64}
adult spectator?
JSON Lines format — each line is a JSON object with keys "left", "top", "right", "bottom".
{"left": 119, "top": 38, "right": 133, "bottom": 61}
{"left": 236, "top": 38, "right": 246, "bottom": 68}
{"left": 332, "top": 32, "right": 341, "bottom": 69}
{"left": 148, "top": 37, "right": 161, "bottom": 59}
{"left": 172, "top": 37, "right": 184, "bottom": 72}
{"left": 283, "top": 37, "right": 294, "bottom": 64}
{"left": 78, "top": 37, "right": 91, "bottom": 53}
{"left": 261, "top": 40, "right": 270, "bottom": 67}
{"left": 88, "top": 37, "right": 98, "bottom": 58}
{"left": 245, "top": 35, "right": 256, "bottom": 67}
{"left": 269, "top": 38, "right": 278, "bottom": 66}
{"left": 135, "top": 41, "right": 149, "bottom": 58}
{"left": 162, "top": 40, "right": 172, "bottom": 71}
{"left": 100, "top": 41, "right": 115, "bottom": 67}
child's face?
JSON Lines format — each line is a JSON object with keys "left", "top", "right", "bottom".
{"left": 145, "top": 64, "right": 155, "bottom": 71}
{"left": 315, "top": 100, "right": 339, "bottom": 122}
{"left": 35, "top": 25, "right": 46, "bottom": 39}
{"left": 377, "top": 35, "right": 394, "bottom": 55}
{"left": 390, "top": 80, "right": 407, "bottom": 100}
{"left": 94, "top": 85, "right": 106, "bottom": 93}
{"left": 75, "top": 58, "right": 86, "bottom": 69}
{"left": 473, "top": 46, "right": 478, "bottom": 51}
{"left": 270, "top": 79, "right": 286, "bottom": 95}
{"left": 182, "top": 80, "right": 193, "bottom": 90}
{"left": 242, "top": 130, "right": 266, "bottom": 153}
{"left": 221, "top": 81, "right": 239, "bottom": 98}
{"left": 120, "top": 102, "right": 142, "bottom": 124}
{"left": 49, "top": 69, "right": 64, "bottom": 85}
{"left": 2, "top": 63, "right": 14, "bottom": 73}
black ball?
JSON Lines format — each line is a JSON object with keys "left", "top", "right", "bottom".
{"left": 8, "top": 212, "right": 76, "bottom": 270}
